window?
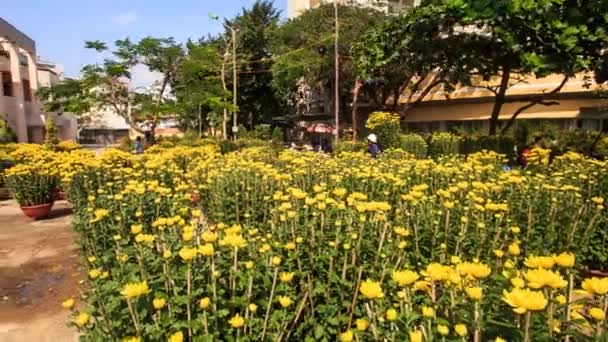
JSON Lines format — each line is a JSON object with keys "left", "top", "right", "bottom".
{"left": 578, "top": 119, "right": 601, "bottom": 131}
{"left": 1, "top": 71, "right": 13, "bottom": 97}
{"left": 23, "top": 79, "right": 31, "bottom": 101}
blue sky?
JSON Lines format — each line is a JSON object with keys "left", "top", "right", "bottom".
{"left": 3, "top": 0, "right": 286, "bottom": 83}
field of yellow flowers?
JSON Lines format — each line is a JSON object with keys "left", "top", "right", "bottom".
{"left": 4, "top": 142, "right": 608, "bottom": 341}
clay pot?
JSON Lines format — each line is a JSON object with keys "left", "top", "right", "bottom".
{"left": 191, "top": 193, "right": 201, "bottom": 203}
{"left": 20, "top": 202, "right": 54, "bottom": 220}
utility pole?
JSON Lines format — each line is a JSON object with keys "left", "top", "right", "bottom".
{"left": 231, "top": 27, "right": 237, "bottom": 140}
{"left": 334, "top": 0, "right": 340, "bottom": 143}
{"left": 209, "top": 13, "right": 238, "bottom": 139}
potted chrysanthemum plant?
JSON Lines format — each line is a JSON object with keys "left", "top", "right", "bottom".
{"left": 4, "top": 164, "right": 58, "bottom": 219}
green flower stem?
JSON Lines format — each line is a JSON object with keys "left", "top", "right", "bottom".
{"left": 374, "top": 222, "right": 389, "bottom": 265}
{"left": 347, "top": 268, "right": 363, "bottom": 328}
{"left": 474, "top": 301, "right": 480, "bottom": 342}
{"left": 564, "top": 273, "right": 573, "bottom": 342}
{"left": 524, "top": 312, "right": 531, "bottom": 342}
{"left": 283, "top": 291, "right": 309, "bottom": 341}
{"left": 201, "top": 312, "right": 209, "bottom": 335}
{"left": 231, "top": 246, "right": 238, "bottom": 295}
{"left": 244, "top": 275, "right": 253, "bottom": 334}
{"left": 547, "top": 290, "right": 554, "bottom": 337}
{"left": 364, "top": 302, "right": 379, "bottom": 340}
{"left": 211, "top": 254, "right": 218, "bottom": 312}
{"left": 186, "top": 262, "right": 192, "bottom": 339}
{"left": 261, "top": 267, "right": 279, "bottom": 341}
{"left": 126, "top": 298, "right": 141, "bottom": 336}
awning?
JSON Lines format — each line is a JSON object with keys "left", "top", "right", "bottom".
{"left": 307, "top": 123, "right": 334, "bottom": 134}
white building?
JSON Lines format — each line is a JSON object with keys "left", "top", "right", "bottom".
{"left": 0, "top": 17, "right": 77, "bottom": 143}
{"left": 287, "top": 0, "right": 420, "bottom": 18}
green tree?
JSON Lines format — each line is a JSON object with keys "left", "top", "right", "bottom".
{"left": 172, "top": 39, "right": 236, "bottom": 137}
{"left": 352, "top": 4, "right": 480, "bottom": 138}
{"left": 271, "top": 4, "right": 383, "bottom": 118}
{"left": 434, "top": 0, "right": 608, "bottom": 135}
{"left": 38, "top": 37, "right": 184, "bottom": 136}
{"left": 226, "top": 0, "right": 284, "bottom": 127}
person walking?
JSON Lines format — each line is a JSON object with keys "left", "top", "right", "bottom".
{"left": 367, "top": 134, "right": 381, "bottom": 158}
{"left": 133, "top": 136, "right": 144, "bottom": 154}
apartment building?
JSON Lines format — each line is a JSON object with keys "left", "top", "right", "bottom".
{"left": 287, "top": 0, "right": 420, "bottom": 18}
{"left": 0, "top": 17, "right": 76, "bottom": 143}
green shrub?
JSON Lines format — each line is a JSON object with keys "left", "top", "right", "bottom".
{"left": 271, "top": 127, "right": 284, "bottom": 142}
{"left": 249, "top": 125, "right": 272, "bottom": 140}
{"left": 218, "top": 139, "right": 237, "bottom": 154}
{"left": 596, "top": 136, "right": 608, "bottom": 158}
{"left": 365, "top": 111, "right": 401, "bottom": 149}
{"left": 44, "top": 116, "right": 59, "bottom": 150}
{"left": 556, "top": 129, "right": 601, "bottom": 155}
{"left": 234, "top": 138, "right": 270, "bottom": 150}
{"left": 428, "top": 132, "right": 462, "bottom": 157}
{"left": 0, "top": 116, "right": 16, "bottom": 143}
{"left": 398, "top": 134, "right": 427, "bottom": 157}
{"left": 477, "top": 135, "right": 515, "bottom": 158}
{"left": 118, "top": 136, "right": 133, "bottom": 152}
{"left": 334, "top": 140, "right": 367, "bottom": 154}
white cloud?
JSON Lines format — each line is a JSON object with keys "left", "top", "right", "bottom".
{"left": 113, "top": 11, "right": 139, "bottom": 26}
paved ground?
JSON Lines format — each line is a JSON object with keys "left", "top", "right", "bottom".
{"left": 0, "top": 200, "right": 80, "bottom": 342}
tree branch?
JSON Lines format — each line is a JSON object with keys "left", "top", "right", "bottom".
{"left": 500, "top": 76, "right": 569, "bottom": 134}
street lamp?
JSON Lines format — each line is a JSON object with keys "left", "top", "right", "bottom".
{"left": 209, "top": 13, "right": 238, "bottom": 139}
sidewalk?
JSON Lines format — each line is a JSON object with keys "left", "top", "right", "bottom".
{"left": 0, "top": 200, "right": 80, "bottom": 342}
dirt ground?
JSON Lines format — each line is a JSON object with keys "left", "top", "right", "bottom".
{"left": 0, "top": 200, "right": 81, "bottom": 342}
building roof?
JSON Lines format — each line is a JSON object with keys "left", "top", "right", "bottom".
{"left": 0, "top": 17, "right": 36, "bottom": 54}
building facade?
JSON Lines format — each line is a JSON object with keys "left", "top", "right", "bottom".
{"left": 287, "top": 0, "right": 419, "bottom": 18}
{"left": 400, "top": 74, "right": 608, "bottom": 134}
{"left": 0, "top": 17, "right": 76, "bottom": 143}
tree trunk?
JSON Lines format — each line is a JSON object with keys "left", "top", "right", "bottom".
{"left": 489, "top": 67, "right": 511, "bottom": 135}
{"left": 351, "top": 78, "right": 362, "bottom": 141}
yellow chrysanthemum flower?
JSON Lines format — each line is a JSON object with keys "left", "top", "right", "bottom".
{"left": 74, "top": 312, "right": 90, "bottom": 327}
{"left": 553, "top": 252, "right": 575, "bottom": 268}
{"left": 355, "top": 318, "right": 369, "bottom": 331}
{"left": 153, "top": 298, "right": 166, "bottom": 310}
{"left": 386, "top": 308, "right": 398, "bottom": 321}
{"left": 392, "top": 270, "right": 419, "bottom": 287}
{"left": 120, "top": 281, "right": 150, "bottom": 299}
{"left": 465, "top": 287, "right": 483, "bottom": 301}
{"left": 409, "top": 329, "right": 423, "bottom": 342}
{"left": 280, "top": 272, "right": 295, "bottom": 283}
{"left": 228, "top": 314, "right": 245, "bottom": 328}
{"left": 168, "top": 331, "right": 183, "bottom": 342}
{"left": 582, "top": 277, "right": 608, "bottom": 296}
{"left": 589, "top": 307, "right": 606, "bottom": 321}
{"left": 455, "top": 324, "right": 468, "bottom": 337}
{"left": 178, "top": 246, "right": 198, "bottom": 261}
{"left": 278, "top": 296, "right": 293, "bottom": 308}
{"left": 502, "top": 288, "right": 547, "bottom": 314}
{"left": 62, "top": 298, "right": 75, "bottom": 310}
{"left": 359, "top": 279, "right": 384, "bottom": 299}
{"left": 339, "top": 330, "right": 353, "bottom": 342}
{"left": 199, "top": 297, "right": 211, "bottom": 310}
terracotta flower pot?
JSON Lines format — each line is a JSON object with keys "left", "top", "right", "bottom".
{"left": 191, "top": 193, "right": 201, "bottom": 203}
{"left": 20, "top": 202, "right": 54, "bottom": 220}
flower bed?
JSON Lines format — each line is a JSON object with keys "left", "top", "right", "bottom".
{"left": 8, "top": 143, "right": 608, "bottom": 341}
